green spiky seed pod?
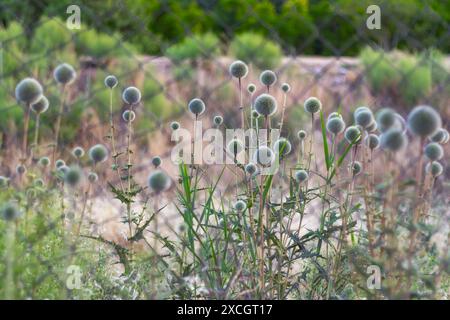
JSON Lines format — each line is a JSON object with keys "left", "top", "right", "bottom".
{"left": 426, "top": 161, "right": 443, "bottom": 178}
{"left": 89, "top": 144, "right": 108, "bottom": 163}
{"left": 254, "top": 93, "right": 277, "bottom": 116}
{"left": 365, "top": 134, "right": 380, "bottom": 150}
{"left": 430, "top": 128, "right": 447, "bottom": 144}
{"left": 33, "top": 178, "right": 44, "bottom": 187}
{"left": 229, "top": 60, "right": 248, "bottom": 78}
{"left": 247, "top": 83, "right": 256, "bottom": 93}
{"left": 88, "top": 172, "right": 98, "bottom": 183}
{"left": 170, "top": 121, "right": 180, "bottom": 131}
{"left": 30, "top": 96, "right": 49, "bottom": 114}
{"left": 122, "top": 86, "right": 141, "bottom": 105}
{"left": 15, "top": 78, "right": 43, "bottom": 105}
{"left": 122, "top": 110, "right": 136, "bottom": 122}
{"left": 355, "top": 109, "right": 374, "bottom": 129}
{"left": 227, "top": 139, "right": 244, "bottom": 157}
{"left": 281, "top": 83, "right": 291, "bottom": 93}
{"left": 273, "top": 138, "right": 292, "bottom": 156}
{"left": 344, "top": 126, "right": 361, "bottom": 144}
{"left": 1, "top": 202, "right": 22, "bottom": 221}
{"left": 376, "top": 108, "right": 396, "bottom": 132}
{"left": 213, "top": 115, "right": 223, "bottom": 126}
{"left": 253, "top": 146, "right": 275, "bottom": 167}
{"left": 148, "top": 170, "right": 171, "bottom": 193}
{"left": 104, "top": 75, "right": 118, "bottom": 89}
{"left": 0, "top": 176, "right": 9, "bottom": 188}
{"left": 234, "top": 200, "right": 247, "bottom": 212}
{"left": 407, "top": 105, "right": 441, "bottom": 137}
{"left": 16, "top": 164, "right": 26, "bottom": 175}
{"left": 304, "top": 97, "right": 322, "bottom": 114}
{"left": 351, "top": 161, "right": 362, "bottom": 176}
{"left": 39, "top": 157, "right": 50, "bottom": 167}
{"left": 151, "top": 156, "right": 162, "bottom": 167}
{"left": 326, "top": 117, "right": 346, "bottom": 135}
{"left": 424, "top": 142, "right": 444, "bottom": 161}
{"left": 64, "top": 166, "right": 83, "bottom": 187}
{"left": 188, "top": 98, "right": 206, "bottom": 116}
{"left": 295, "top": 170, "right": 309, "bottom": 183}
{"left": 245, "top": 163, "right": 258, "bottom": 176}
{"left": 259, "top": 70, "right": 277, "bottom": 87}
{"left": 297, "top": 130, "right": 307, "bottom": 140}
{"left": 380, "top": 128, "right": 407, "bottom": 152}
{"left": 72, "top": 146, "right": 85, "bottom": 158}
{"left": 55, "top": 159, "right": 65, "bottom": 168}
{"left": 54, "top": 63, "right": 76, "bottom": 85}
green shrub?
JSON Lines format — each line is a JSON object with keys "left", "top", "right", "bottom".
{"left": 165, "top": 33, "right": 220, "bottom": 63}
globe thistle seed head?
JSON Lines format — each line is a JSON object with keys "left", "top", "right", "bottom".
{"left": 1, "top": 202, "right": 22, "bottom": 221}
{"left": 251, "top": 110, "right": 260, "bottom": 118}
{"left": 88, "top": 144, "right": 108, "bottom": 164}
{"left": 344, "top": 126, "right": 361, "bottom": 144}
{"left": 366, "top": 120, "right": 378, "bottom": 133}
{"left": 227, "top": 139, "right": 244, "bottom": 157}
{"left": 229, "top": 60, "right": 248, "bottom": 79}
{"left": 354, "top": 106, "right": 372, "bottom": 115}
{"left": 39, "top": 157, "right": 50, "bottom": 167}
{"left": 407, "top": 105, "right": 442, "bottom": 137}
{"left": 16, "top": 164, "right": 26, "bottom": 175}
{"left": 0, "top": 176, "right": 9, "bottom": 188}
{"left": 430, "top": 128, "right": 447, "bottom": 144}
{"left": 326, "top": 117, "right": 346, "bottom": 135}
{"left": 281, "top": 83, "right": 291, "bottom": 93}
{"left": 442, "top": 130, "right": 450, "bottom": 144}
{"left": 188, "top": 98, "right": 206, "bottom": 116}
{"left": 297, "top": 130, "right": 307, "bottom": 140}
{"left": 259, "top": 70, "right": 277, "bottom": 87}
{"left": 376, "top": 108, "right": 396, "bottom": 132}
{"left": 380, "top": 128, "right": 408, "bottom": 152}
{"left": 151, "top": 156, "right": 162, "bottom": 168}
{"left": 233, "top": 200, "right": 247, "bottom": 212}
{"left": 304, "top": 97, "right": 322, "bottom": 114}
{"left": 53, "top": 63, "right": 76, "bottom": 85}
{"left": 424, "top": 142, "right": 444, "bottom": 161}
{"left": 148, "top": 170, "right": 171, "bottom": 193}
{"left": 247, "top": 83, "right": 256, "bottom": 93}
{"left": 104, "top": 75, "right": 118, "bottom": 89}
{"left": 426, "top": 161, "right": 443, "bottom": 178}
{"left": 245, "top": 163, "right": 258, "bottom": 176}
{"left": 72, "top": 146, "right": 85, "bottom": 158}
{"left": 33, "top": 178, "right": 45, "bottom": 187}
{"left": 351, "top": 161, "right": 362, "bottom": 176}
{"left": 64, "top": 166, "right": 83, "bottom": 187}
{"left": 88, "top": 172, "right": 98, "bottom": 183}
{"left": 273, "top": 138, "right": 292, "bottom": 157}
{"left": 55, "top": 159, "right": 66, "bottom": 169}
{"left": 170, "top": 121, "right": 180, "bottom": 131}
{"left": 365, "top": 134, "right": 380, "bottom": 150}
{"left": 58, "top": 165, "right": 69, "bottom": 176}
{"left": 254, "top": 93, "right": 277, "bottom": 117}
{"left": 122, "top": 110, "right": 136, "bottom": 122}
{"left": 295, "top": 170, "right": 309, "bottom": 183}
{"left": 122, "top": 86, "right": 141, "bottom": 105}
{"left": 355, "top": 109, "right": 374, "bottom": 129}
{"left": 328, "top": 112, "right": 342, "bottom": 121}
{"left": 213, "top": 115, "right": 223, "bottom": 126}
{"left": 15, "top": 78, "right": 43, "bottom": 105}
{"left": 30, "top": 96, "right": 49, "bottom": 114}
{"left": 253, "top": 146, "right": 275, "bottom": 167}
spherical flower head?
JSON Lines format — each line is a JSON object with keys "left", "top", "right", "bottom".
{"left": 366, "top": 120, "right": 378, "bottom": 133}
{"left": 213, "top": 115, "right": 223, "bottom": 126}
{"left": 72, "top": 146, "right": 85, "bottom": 158}
{"left": 88, "top": 172, "right": 98, "bottom": 183}
{"left": 227, "top": 139, "right": 244, "bottom": 157}
{"left": 104, "top": 75, "right": 118, "bottom": 89}
{"left": 295, "top": 170, "right": 308, "bottom": 183}
{"left": 122, "top": 86, "right": 141, "bottom": 105}
{"left": 53, "top": 63, "right": 76, "bottom": 85}
{"left": 252, "top": 110, "right": 260, "bottom": 118}
{"left": 16, "top": 164, "right": 26, "bottom": 175}
{"left": 376, "top": 108, "right": 396, "bottom": 132}
{"left": 188, "top": 98, "right": 206, "bottom": 116}
{"left": 365, "top": 134, "right": 380, "bottom": 150}
{"left": 344, "top": 126, "right": 361, "bottom": 144}
{"left": 58, "top": 165, "right": 69, "bottom": 177}
{"left": 354, "top": 106, "right": 372, "bottom": 115}
{"left": 351, "top": 161, "right": 362, "bottom": 176}
{"left": 39, "top": 156, "right": 50, "bottom": 167}
{"left": 31, "top": 96, "right": 49, "bottom": 114}
{"left": 326, "top": 117, "right": 346, "bottom": 135}
{"left": 64, "top": 166, "right": 83, "bottom": 187}
{"left": 297, "top": 130, "right": 307, "bottom": 140}
{"left": 1, "top": 202, "right": 22, "bottom": 221}
{"left": 426, "top": 161, "right": 443, "bottom": 178}
{"left": 229, "top": 60, "right": 248, "bottom": 79}
{"left": 151, "top": 156, "right": 162, "bottom": 167}
{"left": 247, "top": 83, "right": 256, "bottom": 94}
{"left": 122, "top": 110, "right": 136, "bottom": 122}
{"left": 442, "top": 130, "right": 450, "bottom": 144}
{"left": 15, "top": 78, "right": 43, "bottom": 105}
{"left": 380, "top": 128, "right": 408, "bottom": 152}
{"left": 89, "top": 144, "right": 108, "bottom": 163}
{"left": 148, "top": 170, "right": 171, "bottom": 193}
{"left": 281, "top": 83, "right": 291, "bottom": 93}
{"left": 170, "top": 121, "right": 180, "bottom": 131}
{"left": 430, "top": 128, "right": 447, "bottom": 144}
{"left": 254, "top": 93, "right": 277, "bottom": 117}
{"left": 407, "top": 105, "right": 442, "bottom": 137}
{"left": 33, "top": 178, "right": 44, "bottom": 187}
{"left": 328, "top": 112, "right": 342, "bottom": 121}
{"left": 304, "top": 97, "right": 322, "bottom": 114}
{"left": 55, "top": 159, "right": 66, "bottom": 169}
{"left": 424, "top": 142, "right": 444, "bottom": 161}
{"left": 233, "top": 200, "right": 247, "bottom": 212}
{"left": 253, "top": 146, "right": 275, "bottom": 167}
{"left": 0, "top": 176, "right": 9, "bottom": 188}
{"left": 273, "top": 138, "right": 292, "bottom": 157}
{"left": 259, "top": 70, "right": 277, "bottom": 87}
{"left": 245, "top": 163, "right": 258, "bottom": 176}
{"left": 355, "top": 109, "right": 374, "bottom": 129}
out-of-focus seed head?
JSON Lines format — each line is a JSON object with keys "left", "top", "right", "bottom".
{"left": 326, "top": 117, "right": 346, "bottom": 135}
{"left": 88, "top": 172, "right": 98, "bottom": 183}
{"left": 380, "top": 128, "right": 408, "bottom": 152}
{"left": 229, "top": 60, "right": 248, "bottom": 79}
{"left": 344, "top": 126, "right": 361, "bottom": 144}
{"left": 245, "top": 163, "right": 258, "bottom": 176}
{"left": 72, "top": 146, "right": 85, "bottom": 158}
{"left": 33, "top": 178, "right": 45, "bottom": 187}
{"left": 273, "top": 138, "right": 292, "bottom": 157}
{"left": 365, "top": 134, "right": 380, "bottom": 150}
{"left": 1, "top": 202, "right": 22, "bottom": 221}
{"left": 297, "top": 130, "right": 307, "bottom": 140}
{"left": 64, "top": 166, "right": 83, "bottom": 187}
{"left": 31, "top": 96, "right": 49, "bottom": 114}
{"left": 54, "top": 63, "right": 76, "bottom": 85}
{"left": 254, "top": 93, "right": 277, "bottom": 116}
{"left": 247, "top": 83, "right": 256, "bottom": 93}
{"left": 213, "top": 115, "right": 223, "bottom": 126}
{"left": 234, "top": 200, "right": 247, "bottom": 212}
{"left": 188, "top": 98, "right": 206, "bottom": 116}
{"left": 281, "top": 83, "right": 291, "bottom": 93}
{"left": 227, "top": 139, "right": 244, "bottom": 157}
{"left": 426, "top": 161, "right": 443, "bottom": 178}
{"left": 366, "top": 120, "right": 378, "bottom": 133}
{"left": 170, "top": 121, "right": 180, "bottom": 131}
{"left": 148, "top": 170, "right": 171, "bottom": 193}
{"left": 355, "top": 109, "right": 374, "bottom": 129}
{"left": 430, "top": 128, "right": 447, "bottom": 144}
{"left": 151, "top": 156, "right": 162, "bottom": 167}
{"left": 424, "top": 142, "right": 444, "bottom": 161}
{"left": 122, "top": 110, "right": 136, "bottom": 122}
{"left": 252, "top": 110, "right": 260, "bottom": 118}
{"left": 304, "top": 97, "right": 322, "bottom": 114}
{"left": 122, "top": 86, "right": 141, "bottom": 105}
{"left": 407, "top": 105, "right": 442, "bottom": 137}
{"left": 295, "top": 170, "right": 309, "bottom": 183}
{"left": 104, "top": 75, "right": 118, "bottom": 89}
{"left": 39, "top": 157, "right": 50, "bottom": 167}
{"left": 354, "top": 106, "right": 372, "bottom": 115}
{"left": 58, "top": 165, "right": 69, "bottom": 176}
{"left": 16, "top": 164, "right": 26, "bottom": 175}
{"left": 259, "top": 70, "right": 277, "bottom": 87}
{"left": 351, "top": 161, "right": 362, "bottom": 176}
{"left": 55, "top": 159, "right": 65, "bottom": 169}
{"left": 15, "top": 78, "right": 43, "bottom": 105}
{"left": 376, "top": 108, "right": 396, "bottom": 132}
{"left": 0, "top": 176, "right": 9, "bottom": 188}
{"left": 328, "top": 112, "right": 342, "bottom": 121}
{"left": 253, "top": 146, "right": 275, "bottom": 167}
{"left": 89, "top": 144, "right": 108, "bottom": 163}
